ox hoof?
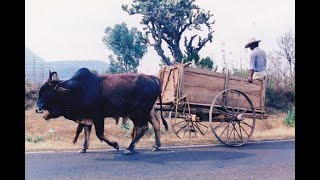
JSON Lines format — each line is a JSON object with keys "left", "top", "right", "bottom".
{"left": 113, "top": 143, "right": 120, "bottom": 151}
{"left": 77, "top": 149, "right": 87, "bottom": 153}
{"left": 150, "top": 146, "right": 159, "bottom": 152}
{"left": 123, "top": 149, "right": 132, "bottom": 155}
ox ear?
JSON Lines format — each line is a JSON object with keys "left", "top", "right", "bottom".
{"left": 54, "top": 85, "right": 70, "bottom": 93}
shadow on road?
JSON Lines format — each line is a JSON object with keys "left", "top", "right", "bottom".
{"left": 94, "top": 149, "right": 255, "bottom": 165}
{"left": 240, "top": 140, "right": 295, "bottom": 150}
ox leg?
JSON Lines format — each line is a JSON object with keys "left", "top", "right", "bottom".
{"left": 124, "top": 118, "right": 149, "bottom": 155}
{"left": 94, "top": 119, "right": 119, "bottom": 151}
{"left": 83, "top": 125, "right": 93, "bottom": 152}
{"left": 131, "top": 127, "right": 137, "bottom": 140}
{"left": 73, "top": 123, "right": 84, "bottom": 144}
{"left": 77, "top": 124, "right": 92, "bottom": 153}
{"left": 149, "top": 109, "right": 161, "bottom": 151}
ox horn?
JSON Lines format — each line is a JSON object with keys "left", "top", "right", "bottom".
{"left": 54, "top": 85, "right": 70, "bottom": 92}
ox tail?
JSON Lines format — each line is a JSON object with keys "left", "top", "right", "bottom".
{"left": 152, "top": 76, "right": 168, "bottom": 131}
{"left": 158, "top": 87, "right": 168, "bottom": 131}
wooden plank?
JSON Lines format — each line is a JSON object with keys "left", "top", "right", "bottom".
{"left": 185, "top": 67, "right": 261, "bottom": 85}
{"left": 158, "top": 67, "right": 180, "bottom": 103}
{"left": 184, "top": 67, "right": 263, "bottom": 110}
{"left": 154, "top": 104, "right": 267, "bottom": 115}
{"left": 227, "top": 77, "right": 263, "bottom": 110}
{"left": 184, "top": 85, "right": 223, "bottom": 105}
{"left": 183, "top": 69, "right": 262, "bottom": 109}
{"left": 183, "top": 70, "right": 225, "bottom": 105}
{"left": 184, "top": 67, "right": 227, "bottom": 79}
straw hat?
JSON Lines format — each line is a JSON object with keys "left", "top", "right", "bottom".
{"left": 245, "top": 38, "right": 261, "bottom": 48}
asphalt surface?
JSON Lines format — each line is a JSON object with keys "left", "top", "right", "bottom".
{"left": 25, "top": 139, "right": 295, "bottom": 180}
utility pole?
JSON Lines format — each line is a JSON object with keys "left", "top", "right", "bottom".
{"left": 33, "top": 57, "right": 36, "bottom": 83}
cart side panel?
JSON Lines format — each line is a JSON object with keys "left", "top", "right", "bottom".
{"left": 183, "top": 67, "right": 225, "bottom": 105}
{"left": 228, "top": 75, "right": 263, "bottom": 110}
{"left": 183, "top": 67, "right": 264, "bottom": 110}
{"left": 158, "top": 67, "right": 179, "bottom": 104}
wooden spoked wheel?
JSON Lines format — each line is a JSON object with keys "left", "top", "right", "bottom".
{"left": 169, "top": 103, "right": 209, "bottom": 139}
{"left": 209, "top": 89, "right": 256, "bottom": 146}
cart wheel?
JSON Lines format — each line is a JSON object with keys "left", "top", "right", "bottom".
{"left": 209, "top": 89, "right": 256, "bottom": 146}
{"left": 169, "top": 110, "right": 209, "bottom": 139}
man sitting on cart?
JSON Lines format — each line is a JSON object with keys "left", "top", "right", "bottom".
{"left": 245, "top": 38, "right": 267, "bottom": 83}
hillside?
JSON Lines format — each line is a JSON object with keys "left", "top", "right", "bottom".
{"left": 25, "top": 47, "right": 109, "bottom": 82}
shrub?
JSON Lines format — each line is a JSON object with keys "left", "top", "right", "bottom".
{"left": 284, "top": 107, "right": 295, "bottom": 127}
{"left": 232, "top": 68, "right": 249, "bottom": 78}
{"left": 25, "top": 134, "right": 46, "bottom": 143}
{"left": 25, "top": 80, "right": 40, "bottom": 109}
{"left": 120, "top": 121, "right": 132, "bottom": 131}
{"left": 265, "top": 77, "right": 295, "bottom": 112}
{"left": 120, "top": 121, "right": 134, "bottom": 137}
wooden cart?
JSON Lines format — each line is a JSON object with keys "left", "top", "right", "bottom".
{"left": 154, "top": 63, "right": 268, "bottom": 146}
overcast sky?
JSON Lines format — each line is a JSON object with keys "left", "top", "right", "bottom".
{"left": 25, "top": 0, "right": 295, "bottom": 75}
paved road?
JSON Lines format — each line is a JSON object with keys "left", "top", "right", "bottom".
{"left": 25, "top": 139, "right": 294, "bottom": 180}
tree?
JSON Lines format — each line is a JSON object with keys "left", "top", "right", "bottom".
{"left": 268, "top": 31, "right": 295, "bottom": 83}
{"left": 277, "top": 30, "right": 295, "bottom": 79}
{"left": 122, "top": 0, "right": 215, "bottom": 66}
{"left": 103, "top": 22, "right": 147, "bottom": 73}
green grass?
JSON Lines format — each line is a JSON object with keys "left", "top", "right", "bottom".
{"left": 25, "top": 134, "right": 46, "bottom": 143}
{"left": 284, "top": 107, "right": 295, "bottom": 127}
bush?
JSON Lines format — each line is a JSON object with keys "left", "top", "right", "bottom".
{"left": 284, "top": 107, "right": 295, "bottom": 127}
{"left": 231, "top": 68, "right": 249, "bottom": 78}
{"left": 25, "top": 80, "right": 40, "bottom": 109}
{"left": 25, "top": 134, "right": 46, "bottom": 143}
{"left": 265, "top": 77, "right": 295, "bottom": 112}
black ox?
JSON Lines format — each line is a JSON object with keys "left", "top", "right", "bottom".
{"left": 36, "top": 68, "right": 168, "bottom": 154}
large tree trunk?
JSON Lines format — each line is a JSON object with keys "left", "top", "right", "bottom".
{"left": 154, "top": 43, "right": 172, "bottom": 66}
{"left": 172, "top": 44, "right": 183, "bottom": 63}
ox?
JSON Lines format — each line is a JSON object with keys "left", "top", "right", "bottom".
{"left": 36, "top": 68, "right": 168, "bottom": 154}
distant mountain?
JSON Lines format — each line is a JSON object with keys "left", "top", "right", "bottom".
{"left": 25, "top": 47, "right": 109, "bottom": 82}
{"left": 46, "top": 60, "right": 109, "bottom": 80}
{"left": 25, "top": 48, "right": 46, "bottom": 65}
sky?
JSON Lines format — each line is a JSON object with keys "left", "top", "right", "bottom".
{"left": 25, "top": 0, "right": 295, "bottom": 75}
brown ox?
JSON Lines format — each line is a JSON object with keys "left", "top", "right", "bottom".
{"left": 36, "top": 68, "right": 168, "bottom": 154}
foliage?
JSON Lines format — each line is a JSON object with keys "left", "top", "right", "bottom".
{"left": 197, "top": 56, "right": 214, "bottom": 70}
{"left": 103, "top": 22, "right": 147, "bottom": 73}
{"left": 277, "top": 30, "right": 295, "bottom": 78}
{"left": 265, "top": 76, "right": 295, "bottom": 112}
{"left": 25, "top": 80, "right": 39, "bottom": 109}
{"left": 25, "top": 134, "right": 46, "bottom": 143}
{"left": 183, "top": 55, "right": 216, "bottom": 70}
{"left": 284, "top": 107, "right": 295, "bottom": 127}
{"left": 268, "top": 31, "right": 295, "bottom": 83}
{"left": 120, "top": 121, "right": 132, "bottom": 131}
{"left": 119, "top": 121, "right": 134, "bottom": 138}
{"left": 231, "top": 68, "right": 249, "bottom": 78}
{"left": 122, "top": 0, "right": 215, "bottom": 65}
{"left": 106, "top": 55, "right": 128, "bottom": 74}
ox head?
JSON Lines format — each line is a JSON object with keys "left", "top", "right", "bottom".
{"left": 36, "top": 70, "right": 71, "bottom": 120}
